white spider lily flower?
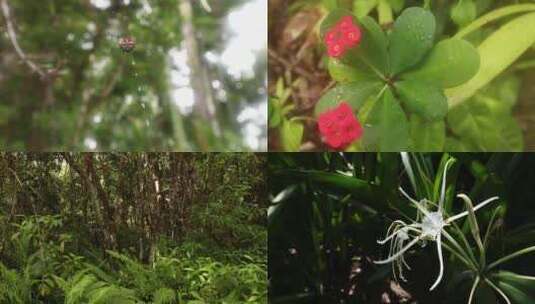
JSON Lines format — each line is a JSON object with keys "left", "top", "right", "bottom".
{"left": 375, "top": 158, "right": 499, "bottom": 291}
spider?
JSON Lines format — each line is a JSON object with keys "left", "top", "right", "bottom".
{"left": 118, "top": 36, "right": 136, "bottom": 52}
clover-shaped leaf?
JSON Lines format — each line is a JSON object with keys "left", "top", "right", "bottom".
{"left": 328, "top": 58, "right": 376, "bottom": 83}
{"left": 358, "top": 16, "right": 389, "bottom": 74}
{"left": 396, "top": 80, "right": 447, "bottom": 120}
{"left": 404, "top": 38, "right": 480, "bottom": 88}
{"left": 363, "top": 88, "right": 409, "bottom": 151}
{"left": 389, "top": 7, "right": 435, "bottom": 75}
{"left": 409, "top": 115, "right": 445, "bottom": 151}
{"left": 314, "top": 81, "right": 383, "bottom": 116}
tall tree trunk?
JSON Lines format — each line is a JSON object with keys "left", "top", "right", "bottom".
{"left": 178, "top": 0, "right": 221, "bottom": 140}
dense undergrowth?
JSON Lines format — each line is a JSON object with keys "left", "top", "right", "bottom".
{"left": 0, "top": 217, "right": 266, "bottom": 304}
{"left": 0, "top": 153, "right": 267, "bottom": 304}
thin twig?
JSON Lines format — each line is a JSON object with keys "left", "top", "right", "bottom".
{"left": 199, "top": 0, "right": 211, "bottom": 12}
{"left": 268, "top": 48, "right": 316, "bottom": 82}
{"left": 0, "top": 0, "right": 46, "bottom": 78}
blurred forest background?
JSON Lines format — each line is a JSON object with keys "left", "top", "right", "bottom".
{"left": 0, "top": 0, "right": 267, "bottom": 151}
{"left": 0, "top": 153, "right": 267, "bottom": 303}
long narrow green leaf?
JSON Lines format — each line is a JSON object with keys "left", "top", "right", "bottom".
{"left": 487, "top": 246, "right": 535, "bottom": 271}
{"left": 274, "top": 169, "right": 375, "bottom": 201}
{"left": 457, "top": 194, "right": 485, "bottom": 266}
{"left": 446, "top": 12, "right": 535, "bottom": 108}
{"left": 455, "top": 4, "right": 535, "bottom": 39}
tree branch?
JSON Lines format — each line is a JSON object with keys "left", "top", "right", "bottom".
{"left": 200, "top": 0, "right": 211, "bottom": 12}
{"left": 0, "top": 0, "right": 46, "bottom": 78}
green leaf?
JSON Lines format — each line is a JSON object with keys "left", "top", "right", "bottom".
{"left": 268, "top": 99, "right": 282, "bottom": 128}
{"left": 492, "top": 271, "right": 535, "bottom": 303}
{"left": 409, "top": 115, "right": 444, "bottom": 151}
{"left": 451, "top": 0, "right": 477, "bottom": 27}
{"left": 444, "top": 137, "right": 473, "bottom": 152}
{"left": 363, "top": 89, "right": 409, "bottom": 151}
{"left": 322, "top": 0, "right": 338, "bottom": 10}
{"left": 277, "top": 169, "right": 375, "bottom": 201}
{"left": 328, "top": 58, "right": 376, "bottom": 83}
{"left": 377, "top": 0, "right": 393, "bottom": 25}
{"left": 353, "top": 0, "right": 377, "bottom": 18}
{"left": 388, "top": 7, "right": 436, "bottom": 75}
{"left": 457, "top": 194, "right": 485, "bottom": 264}
{"left": 396, "top": 80, "right": 447, "bottom": 120}
{"left": 388, "top": 0, "right": 405, "bottom": 13}
{"left": 280, "top": 119, "right": 304, "bottom": 152}
{"left": 358, "top": 16, "right": 389, "bottom": 74}
{"left": 493, "top": 272, "right": 535, "bottom": 303}
{"left": 446, "top": 12, "right": 535, "bottom": 107}
{"left": 403, "top": 39, "right": 480, "bottom": 88}
{"left": 314, "top": 82, "right": 383, "bottom": 116}
{"left": 447, "top": 96, "right": 523, "bottom": 151}
{"left": 454, "top": 4, "right": 535, "bottom": 39}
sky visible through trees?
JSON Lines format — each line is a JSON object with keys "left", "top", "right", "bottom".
{"left": 0, "top": 0, "right": 266, "bottom": 151}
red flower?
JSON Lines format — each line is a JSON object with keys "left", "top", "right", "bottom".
{"left": 324, "top": 16, "right": 362, "bottom": 58}
{"left": 327, "top": 42, "right": 344, "bottom": 57}
{"left": 342, "top": 28, "right": 361, "bottom": 47}
{"left": 338, "top": 16, "right": 354, "bottom": 31}
{"left": 318, "top": 102, "right": 363, "bottom": 149}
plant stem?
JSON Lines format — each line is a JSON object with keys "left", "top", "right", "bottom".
{"left": 484, "top": 278, "right": 512, "bottom": 304}
{"left": 449, "top": 222, "right": 479, "bottom": 268}
{"left": 441, "top": 242, "right": 477, "bottom": 272}
{"left": 442, "top": 230, "right": 478, "bottom": 270}
{"left": 467, "top": 276, "right": 480, "bottom": 304}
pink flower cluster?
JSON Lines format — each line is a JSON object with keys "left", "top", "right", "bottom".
{"left": 318, "top": 102, "right": 363, "bottom": 149}
{"left": 324, "top": 16, "right": 362, "bottom": 58}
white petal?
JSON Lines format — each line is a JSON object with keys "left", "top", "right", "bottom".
{"left": 377, "top": 224, "right": 421, "bottom": 244}
{"left": 446, "top": 195, "right": 499, "bottom": 223}
{"left": 399, "top": 186, "right": 419, "bottom": 205}
{"left": 429, "top": 234, "right": 444, "bottom": 291}
{"left": 374, "top": 236, "right": 423, "bottom": 265}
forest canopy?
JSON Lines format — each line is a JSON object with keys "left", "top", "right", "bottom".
{"left": 0, "top": 152, "right": 267, "bottom": 303}
{"left": 0, "top": 0, "right": 267, "bottom": 151}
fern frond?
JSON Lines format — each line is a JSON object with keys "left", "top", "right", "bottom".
{"left": 152, "top": 287, "right": 177, "bottom": 304}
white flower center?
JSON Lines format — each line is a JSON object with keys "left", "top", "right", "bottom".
{"left": 421, "top": 211, "right": 444, "bottom": 240}
{"left": 398, "top": 227, "right": 410, "bottom": 241}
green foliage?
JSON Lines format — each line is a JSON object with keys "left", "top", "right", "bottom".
{"left": 273, "top": 1, "right": 535, "bottom": 151}
{"left": 447, "top": 11, "right": 535, "bottom": 107}
{"left": 404, "top": 38, "right": 480, "bottom": 89}
{"left": 316, "top": 7, "right": 480, "bottom": 151}
{"left": 388, "top": 7, "right": 436, "bottom": 75}
{"left": 314, "top": 81, "right": 382, "bottom": 115}
{"left": 269, "top": 153, "right": 535, "bottom": 303}
{"left": 0, "top": 263, "right": 32, "bottom": 304}
{"left": 363, "top": 89, "right": 409, "bottom": 151}
{"left": 63, "top": 271, "right": 139, "bottom": 304}
{"left": 0, "top": 0, "right": 265, "bottom": 151}
{"left": 152, "top": 288, "right": 176, "bottom": 304}
{"left": 0, "top": 153, "right": 267, "bottom": 303}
